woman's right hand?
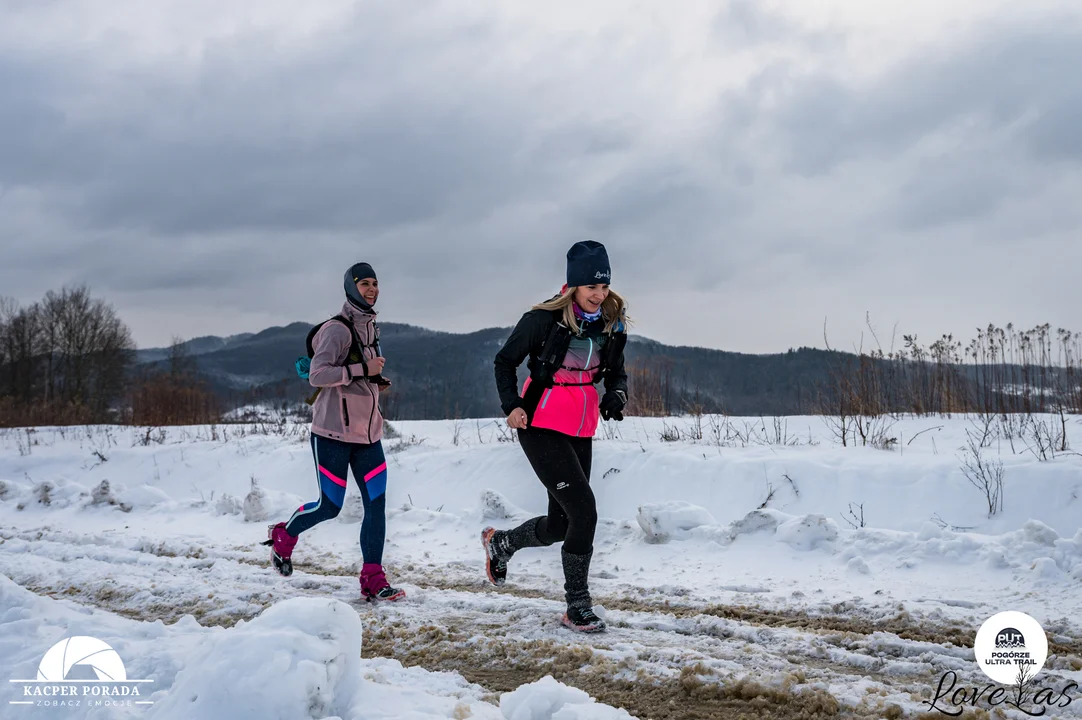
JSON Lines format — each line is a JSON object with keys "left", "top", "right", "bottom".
{"left": 366, "top": 357, "right": 386, "bottom": 375}
{"left": 506, "top": 408, "right": 528, "bottom": 430}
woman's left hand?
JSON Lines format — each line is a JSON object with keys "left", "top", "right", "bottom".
{"left": 507, "top": 407, "right": 528, "bottom": 429}
{"left": 600, "top": 390, "right": 626, "bottom": 421}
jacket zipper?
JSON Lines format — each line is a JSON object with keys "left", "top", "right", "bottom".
{"left": 365, "top": 320, "right": 378, "bottom": 440}
{"left": 368, "top": 381, "right": 377, "bottom": 440}
{"left": 342, "top": 397, "right": 350, "bottom": 427}
{"left": 576, "top": 338, "right": 595, "bottom": 436}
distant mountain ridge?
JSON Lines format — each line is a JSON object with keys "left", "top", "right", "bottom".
{"left": 135, "top": 332, "right": 254, "bottom": 364}
{"left": 135, "top": 321, "right": 840, "bottom": 419}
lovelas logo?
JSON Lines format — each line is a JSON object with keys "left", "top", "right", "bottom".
{"left": 9, "top": 636, "right": 154, "bottom": 710}
{"left": 37, "top": 636, "right": 127, "bottom": 682}
{"left": 594, "top": 271, "right": 610, "bottom": 280}
{"left": 925, "top": 611, "right": 1078, "bottom": 716}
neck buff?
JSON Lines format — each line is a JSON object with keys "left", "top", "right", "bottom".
{"left": 573, "top": 302, "right": 603, "bottom": 323}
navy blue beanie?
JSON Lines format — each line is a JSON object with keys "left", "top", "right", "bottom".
{"left": 566, "top": 241, "right": 611, "bottom": 287}
{"left": 344, "top": 263, "right": 377, "bottom": 310}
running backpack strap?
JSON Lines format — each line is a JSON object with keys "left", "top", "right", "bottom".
{"left": 597, "top": 328, "right": 629, "bottom": 400}
{"left": 595, "top": 330, "right": 628, "bottom": 384}
{"left": 372, "top": 322, "right": 383, "bottom": 358}
{"left": 298, "top": 316, "right": 364, "bottom": 391}
{"left": 304, "top": 323, "right": 324, "bottom": 359}
{"left": 305, "top": 316, "right": 355, "bottom": 358}
{"left": 330, "top": 315, "right": 366, "bottom": 364}
{"left": 521, "top": 319, "right": 572, "bottom": 420}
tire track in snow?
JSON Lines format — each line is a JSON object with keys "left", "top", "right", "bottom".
{"left": 3, "top": 526, "right": 1081, "bottom": 719}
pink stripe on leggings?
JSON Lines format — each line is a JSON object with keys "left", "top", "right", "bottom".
{"left": 364, "top": 462, "right": 387, "bottom": 482}
{"left": 319, "top": 465, "right": 348, "bottom": 487}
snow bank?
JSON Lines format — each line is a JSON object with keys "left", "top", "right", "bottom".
{"left": 775, "top": 513, "right": 840, "bottom": 551}
{"left": 1, "top": 574, "right": 632, "bottom": 720}
{"left": 636, "top": 501, "right": 716, "bottom": 543}
{"left": 149, "top": 597, "right": 361, "bottom": 719}
{"left": 499, "top": 676, "right": 633, "bottom": 720}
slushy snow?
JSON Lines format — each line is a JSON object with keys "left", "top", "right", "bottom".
{"left": 1, "top": 414, "right": 1080, "bottom": 718}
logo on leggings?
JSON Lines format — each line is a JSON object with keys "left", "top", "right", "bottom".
{"left": 556, "top": 482, "right": 569, "bottom": 490}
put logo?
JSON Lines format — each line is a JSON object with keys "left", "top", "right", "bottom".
{"left": 9, "top": 636, "right": 153, "bottom": 709}
{"left": 974, "top": 611, "right": 1048, "bottom": 685}
{"left": 995, "top": 627, "right": 1026, "bottom": 649}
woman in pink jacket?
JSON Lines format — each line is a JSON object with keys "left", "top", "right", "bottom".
{"left": 484, "top": 241, "right": 628, "bottom": 632}
{"left": 264, "top": 263, "right": 404, "bottom": 602}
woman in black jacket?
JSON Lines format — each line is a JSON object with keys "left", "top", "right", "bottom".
{"left": 484, "top": 241, "right": 629, "bottom": 633}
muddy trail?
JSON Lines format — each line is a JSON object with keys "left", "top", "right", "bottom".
{"left": 393, "top": 565, "right": 1082, "bottom": 659}
{"left": 3, "top": 527, "right": 1081, "bottom": 719}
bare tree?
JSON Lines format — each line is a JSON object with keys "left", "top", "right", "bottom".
{"left": 626, "top": 357, "right": 672, "bottom": 417}
{"left": 0, "top": 299, "right": 39, "bottom": 401}
{"left": 0, "top": 299, "right": 45, "bottom": 418}
{"left": 128, "top": 336, "right": 220, "bottom": 426}
{"left": 167, "top": 336, "right": 197, "bottom": 379}
{"left": 0, "top": 287, "right": 134, "bottom": 425}
{"left": 46, "top": 286, "right": 135, "bottom": 417}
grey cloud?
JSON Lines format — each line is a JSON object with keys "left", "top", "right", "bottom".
{"left": 568, "top": 159, "right": 757, "bottom": 291}
{"left": 2, "top": 79, "right": 536, "bottom": 237}
{"left": 1024, "top": 93, "right": 1082, "bottom": 161}
{"left": 705, "top": 16, "right": 1082, "bottom": 234}
{"left": 0, "top": 61, "right": 72, "bottom": 181}
{"left": 892, "top": 146, "right": 1037, "bottom": 231}
{"left": 1, "top": 3, "right": 1081, "bottom": 352}
{"left": 578, "top": 165, "right": 725, "bottom": 232}
{"left": 535, "top": 121, "right": 635, "bottom": 160}
{"left": 713, "top": 0, "right": 843, "bottom": 50}
{"left": 750, "top": 20, "right": 1082, "bottom": 176}
{"left": 0, "top": 6, "right": 606, "bottom": 239}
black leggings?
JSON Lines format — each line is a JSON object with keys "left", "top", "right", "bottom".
{"left": 517, "top": 428, "right": 597, "bottom": 555}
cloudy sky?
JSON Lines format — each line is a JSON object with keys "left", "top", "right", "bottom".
{"left": 1, "top": 0, "right": 1080, "bottom": 353}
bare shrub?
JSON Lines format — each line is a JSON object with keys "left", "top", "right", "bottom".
{"left": 842, "top": 503, "right": 866, "bottom": 529}
{"left": 959, "top": 430, "right": 1005, "bottom": 517}
{"left": 659, "top": 422, "right": 681, "bottom": 442}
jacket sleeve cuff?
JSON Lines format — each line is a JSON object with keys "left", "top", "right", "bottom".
{"left": 502, "top": 398, "right": 525, "bottom": 415}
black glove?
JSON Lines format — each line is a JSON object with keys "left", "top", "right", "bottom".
{"left": 599, "top": 390, "right": 626, "bottom": 421}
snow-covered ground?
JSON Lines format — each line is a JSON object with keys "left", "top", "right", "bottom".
{"left": 1, "top": 414, "right": 1081, "bottom": 719}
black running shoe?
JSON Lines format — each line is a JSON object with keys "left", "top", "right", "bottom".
{"left": 481, "top": 527, "right": 509, "bottom": 586}
{"left": 364, "top": 585, "right": 406, "bottom": 602}
{"left": 562, "top": 606, "right": 607, "bottom": 633}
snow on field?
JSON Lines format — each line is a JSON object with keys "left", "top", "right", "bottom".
{"left": 1, "top": 414, "right": 1080, "bottom": 719}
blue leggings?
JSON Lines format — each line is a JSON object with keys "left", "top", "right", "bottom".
{"left": 285, "top": 434, "right": 388, "bottom": 564}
